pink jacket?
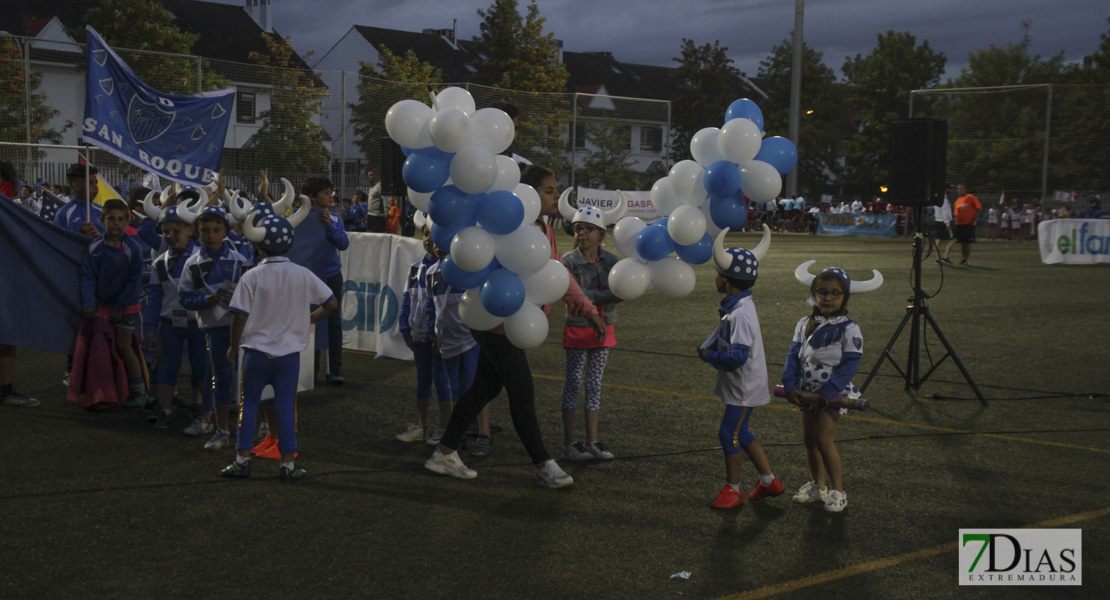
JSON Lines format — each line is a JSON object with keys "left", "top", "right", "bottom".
{"left": 67, "top": 309, "right": 148, "bottom": 409}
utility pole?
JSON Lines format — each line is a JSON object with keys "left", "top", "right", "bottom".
{"left": 786, "top": 0, "right": 804, "bottom": 197}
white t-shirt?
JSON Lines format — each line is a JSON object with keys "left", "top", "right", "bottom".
{"left": 229, "top": 256, "right": 335, "bottom": 357}
{"left": 704, "top": 294, "right": 770, "bottom": 407}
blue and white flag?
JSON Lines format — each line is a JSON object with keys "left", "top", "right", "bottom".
{"left": 82, "top": 26, "right": 235, "bottom": 187}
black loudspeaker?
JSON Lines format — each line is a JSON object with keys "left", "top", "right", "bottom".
{"left": 380, "top": 139, "right": 406, "bottom": 196}
{"left": 889, "top": 118, "right": 947, "bottom": 206}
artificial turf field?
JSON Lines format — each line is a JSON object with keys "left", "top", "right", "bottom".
{"left": 2, "top": 231, "right": 1108, "bottom": 600}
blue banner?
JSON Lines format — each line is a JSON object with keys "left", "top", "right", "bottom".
{"left": 817, "top": 213, "right": 899, "bottom": 237}
{"left": 82, "top": 26, "right": 235, "bottom": 186}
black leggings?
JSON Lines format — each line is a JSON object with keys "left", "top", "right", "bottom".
{"left": 440, "top": 330, "right": 550, "bottom": 464}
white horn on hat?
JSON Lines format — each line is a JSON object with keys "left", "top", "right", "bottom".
{"left": 713, "top": 228, "right": 733, "bottom": 272}
{"left": 159, "top": 185, "right": 174, "bottom": 207}
{"left": 287, "top": 195, "right": 311, "bottom": 228}
{"left": 557, "top": 187, "right": 575, "bottom": 221}
{"left": 413, "top": 210, "right": 427, "bottom": 228}
{"left": 177, "top": 195, "right": 201, "bottom": 224}
{"left": 604, "top": 191, "right": 628, "bottom": 226}
{"left": 851, "top": 269, "right": 884, "bottom": 293}
{"left": 229, "top": 193, "right": 252, "bottom": 223}
{"left": 751, "top": 223, "right": 771, "bottom": 261}
{"left": 794, "top": 260, "right": 817, "bottom": 287}
{"left": 242, "top": 212, "right": 267, "bottom": 242}
{"left": 143, "top": 189, "right": 162, "bottom": 220}
{"left": 271, "top": 177, "right": 295, "bottom": 215}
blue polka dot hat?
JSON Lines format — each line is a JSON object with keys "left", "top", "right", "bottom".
{"left": 713, "top": 225, "right": 772, "bottom": 280}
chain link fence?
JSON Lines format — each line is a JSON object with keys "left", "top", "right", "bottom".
{"left": 1, "top": 34, "right": 671, "bottom": 201}
{"left": 910, "top": 84, "right": 1110, "bottom": 212}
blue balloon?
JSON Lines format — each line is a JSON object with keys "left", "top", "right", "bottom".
{"left": 709, "top": 196, "right": 747, "bottom": 231}
{"left": 480, "top": 268, "right": 525, "bottom": 317}
{"left": 400, "top": 146, "right": 415, "bottom": 156}
{"left": 475, "top": 190, "right": 525, "bottom": 235}
{"left": 635, "top": 224, "right": 675, "bottom": 261}
{"left": 428, "top": 185, "right": 478, "bottom": 229}
{"left": 402, "top": 147, "right": 453, "bottom": 193}
{"left": 676, "top": 233, "right": 714, "bottom": 264}
{"left": 724, "top": 98, "right": 764, "bottom": 132}
{"left": 653, "top": 216, "right": 669, "bottom": 229}
{"left": 441, "top": 255, "right": 491, "bottom": 290}
{"left": 754, "top": 136, "right": 798, "bottom": 175}
{"left": 430, "top": 221, "right": 463, "bottom": 251}
{"left": 704, "top": 160, "right": 742, "bottom": 198}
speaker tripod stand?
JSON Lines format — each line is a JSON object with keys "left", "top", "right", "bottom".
{"left": 859, "top": 206, "right": 987, "bottom": 406}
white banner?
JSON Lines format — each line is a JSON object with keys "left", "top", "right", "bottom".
{"left": 340, "top": 233, "right": 424, "bottom": 359}
{"left": 576, "top": 187, "right": 660, "bottom": 224}
{"left": 1037, "top": 219, "right": 1110, "bottom": 264}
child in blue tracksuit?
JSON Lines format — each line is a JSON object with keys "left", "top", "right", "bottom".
{"left": 395, "top": 221, "right": 450, "bottom": 444}
{"left": 302, "top": 177, "right": 349, "bottom": 384}
{"left": 144, "top": 205, "right": 208, "bottom": 431}
{"left": 79, "top": 199, "right": 147, "bottom": 407}
{"left": 425, "top": 245, "right": 480, "bottom": 453}
{"left": 698, "top": 231, "right": 783, "bottom": 509}
{"left": 221, "top": 209, "right": 337, "bottom": 482}
{"left": 179, "top": 207, "right": 251, "bottom": 450}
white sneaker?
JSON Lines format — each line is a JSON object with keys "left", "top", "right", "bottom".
{"left": 823, "top": 489, "right": 848, "bottom": 512}
{"left": 395, "top": 424, "right": 425, "bottom": 443}
{"left": 425, "top": 428, "right": 446, "bottom": 446}
{"left": 586, "top": 441, "right": 615, "bottom": 460}
{"left": 536, "top": 459, "right": 574, "bottom": 488}
{"left": 563, "top": 441, "right": 593, "bottom": 462}
{"left": 792, "top": 481, "right": 828, "bottom": 504}
{"left": 183, "top": 419, "right": 214, "bottom": 436}
{"left": 203, "top": 431, "right": 230, "bottom": 450}
{"left": 425, "top": 450, "right": 477, "bottom": 479}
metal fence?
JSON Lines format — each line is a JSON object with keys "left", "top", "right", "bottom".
{"left": 910, "top": 84, "right": 1110, "bottom": 212}
{"left": 0, "top": 34, "right": 671, "bottom": 200}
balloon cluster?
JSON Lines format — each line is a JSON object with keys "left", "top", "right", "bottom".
{"left": 384, "top": 87, "right": 569, "bottom": 349}
{"left": 606, "top": 99, "right": 797, "bottom": 301}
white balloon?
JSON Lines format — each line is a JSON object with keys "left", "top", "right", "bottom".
{"left": 667, "top": 204, "right": 708, "bottom": 246}
{"left": 608, "top": 257, "right": 651, "bottom": 300}
{"left": 469, "top": 108, "right": 515, "bottom": 155}
{"left": 503, "top": 302, "right": 548, "bottom": 349}
{"left": 612, "top": 216, "right": 646, "bottom": 260}
{"left": 490, "top": 155, "right": 522, "bottom": 192}
{"left": 494, "top": 225, "right": 550, "bottom": 276}
{"left": 428, "top": 108, "right": 472, "bottom": 153}
{"left": 718, "top": 117, "right": 762, "bottom": 165}
{"left": 690, "top": 127, "right": 726, "bottom": 166}
{"left": 385, "top": 100, "right": 433, "bottom": 149}
{"left": 408, "top": 188, "right": 433, "bottom": 213}
{"left": 739, "top": 159, "right": 783, "bottom": 203}
{"left": 459, "top": 289, "right": 504, "bottom": 331}
{"left": 649, "top": 256, "right": 696, "bottom": 299}
{"left": 650, "top": 178, "right": 682, "bottom": 216}
{"left": 451, "top": 226, "right": 496, "bottom": 272}
{"left": 514, "top": 183, "right": 541, "bottom": 225}
{"left": 522, "top": 259, "right": 570, "bottom": 305}
{"left": 699, "top": 196, "right": 722, "bottom": 237}
{"left": 450, "top": 146, "right": 498, "bottom": 194}
{"left": 668, "top": 160, "right": 708, "bottom": 206}
{"left": 434, "top": 87, "right": 476, "bottom": 115}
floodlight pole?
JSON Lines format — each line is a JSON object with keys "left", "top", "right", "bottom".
{"left": 785, "top": 0, "right": 803, "bottom": 197}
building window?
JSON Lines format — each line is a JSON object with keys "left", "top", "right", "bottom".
{"left": 640, "top": 126, "right": 662, "bottom": 153}
{"left": 237, "top": 91, "right": 256, "bottom": 124}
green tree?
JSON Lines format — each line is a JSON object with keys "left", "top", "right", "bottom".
{"left": 757, "top": 36, "right": 847, "bottom": 197}
{"left": 841, "top": 31, "right": 946, "bottom": 197}
{"left": 669, "top": 39, "right": 739, "bottom": 163}
{"left": 246, "top": 34, "right": 331, "bottom": 179}
{"left": 78, "top": 0, "right": 227, "bottom": 94}
{"left": 469, "top": 0, "right": 571, "bottom": 171}
{"left": 350, "top": 46, "right": 442, "bottom": 167}
{"left": 579, "top": 116, "right": 641, "bottom": 189}
{"left": 0, "top": 36, "right": 68, "bottom": 163}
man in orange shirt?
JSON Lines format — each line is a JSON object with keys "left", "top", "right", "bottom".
{"left": 941, "top": 184, "right": 982, "bottom": 266}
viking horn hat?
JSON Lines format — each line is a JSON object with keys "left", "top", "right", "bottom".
{"left": 793, "top": 260, "right": 883, "bottom": 293}
{"left": 270, "top": 177, "right": 295, "bottom": 215}
{"left": 558, "top": 188, "right": 627, "bottom": 228}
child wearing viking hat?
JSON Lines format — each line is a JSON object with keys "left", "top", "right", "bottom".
{"left": 698, "top": 225, "right": 785, "bottom": 509}
{"left": 220, "top": 203, "right": 337, "bottom": 482}
{"left": 782, "top": 261, "right": 883, "bottom": 512}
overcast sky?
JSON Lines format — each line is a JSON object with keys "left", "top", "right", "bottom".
{"left": 223, "top": 0, "right": 1107, "bottom": 80}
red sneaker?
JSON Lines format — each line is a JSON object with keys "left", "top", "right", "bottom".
{"left": 250, "top": 435, "right": 277, "bottom": 455}
{"left": 747, "top": 477, "right": 785, "bottom": 500}
{"left": 710, "top": 486, "right": 744, "bottom": 508}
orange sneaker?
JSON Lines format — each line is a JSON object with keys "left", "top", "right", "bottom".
{"left": 250, "top": 435, "right": 277, "bottom": 455}
{"left": 710, "top": 486, "right": 744, "bottom": 509}
{"left": 747, "top": 477, "right": 785, "bottom": 500}
{"left": 255, "top": 439, "right": 297, "bottom": 460}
